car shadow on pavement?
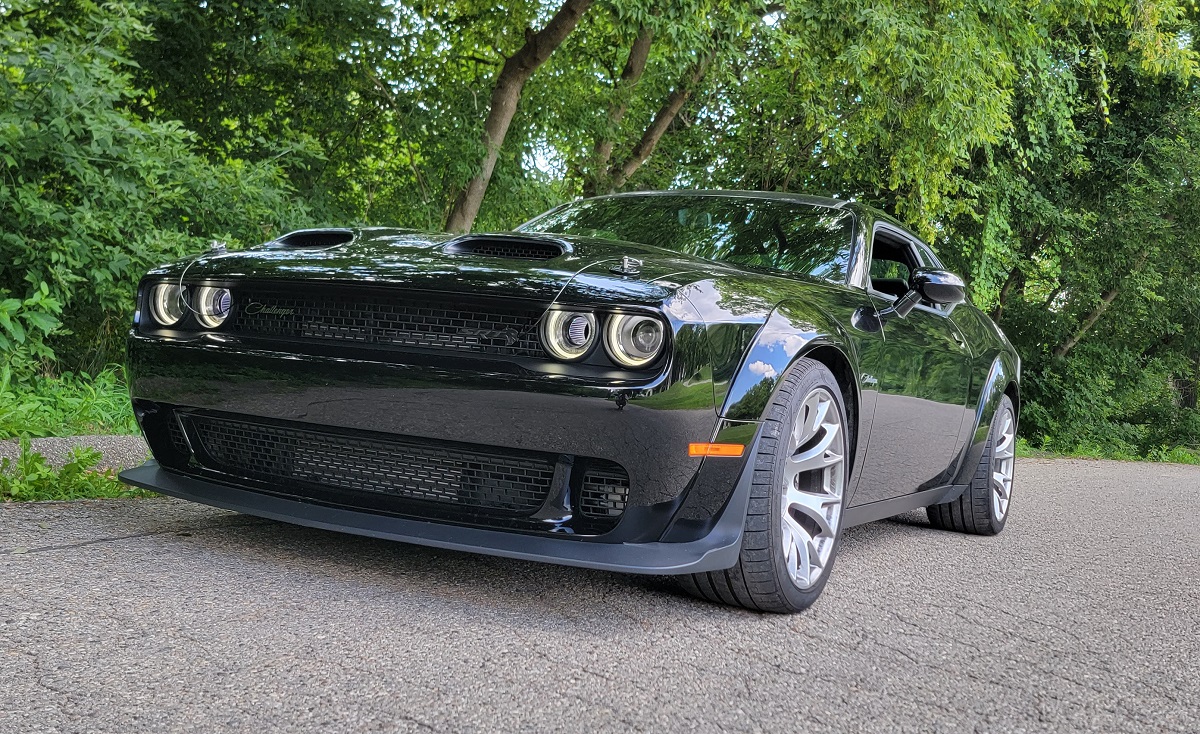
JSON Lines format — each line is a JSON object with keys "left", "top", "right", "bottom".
{"left": 94, "top": 500, "right": 939, "bottom": 619}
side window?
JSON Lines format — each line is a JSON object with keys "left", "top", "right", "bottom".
{"left": 915, "top": 241, "right": 944, "bottom": 269}
{"left": 870, "top": 228, "right": 950, "bottom": 312}
{"left": 869, "top": 259, "right": 910, "bottom": 282}
{"left": 868, "top": 229, "right": 917, "bottom": 300}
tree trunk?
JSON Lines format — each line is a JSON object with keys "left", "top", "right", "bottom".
{"left": 606, "top": 49, "right": 715, "bottom": 192}
{"left": 990, "top": 266, "right": 1023, "bottom": 322}
{"left": 583, "top": 24, "right": 654, "bottom": 197}
{"left": 1052, "top": 250, "right": 1150, "bottom": 359}
{"left": 444, "top": 0, "right": 593, "bottom": 233}
{"left": 1051, "top": 288, "right": 1120, "bottom": 359}
{"left": 1179, "top": 356, "right": 1199, "bottom": 410}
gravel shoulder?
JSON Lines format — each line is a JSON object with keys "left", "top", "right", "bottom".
{"left": 1, "top": 458, "right": 1197, "bottom": 733}
{"left": 0, "top": 434, "right": 148, "bottom": 472}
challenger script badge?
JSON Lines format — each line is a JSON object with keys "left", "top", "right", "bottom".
{"left": 244, "top": 302, "right": 296, "bottom": 316}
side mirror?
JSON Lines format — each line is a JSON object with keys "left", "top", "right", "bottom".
{"left": 911, "top": 268, "right": 966, "bottom": 306}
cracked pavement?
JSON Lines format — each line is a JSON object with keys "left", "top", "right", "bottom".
{"left": 1, "top": 458, "right": 1197, "bottom": 733}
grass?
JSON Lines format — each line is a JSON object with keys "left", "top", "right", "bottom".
{"left": 0, "top": 366, "right": 138, "bottom": 439}
{"left": 0, "top": 438, "right": 151, "bottom": 502}
{"left": 1016, "top": 437, "right": 1200, "bottom": 465}
{"left": 0, "top": 367, "right": 146, "bottom": 501}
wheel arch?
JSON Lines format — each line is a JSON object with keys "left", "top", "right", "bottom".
{"left": 954, "top": 352, "right": 1020, "bottom": 485}
{"left": 718, "top": 303, "right": 862, "bottom": 477}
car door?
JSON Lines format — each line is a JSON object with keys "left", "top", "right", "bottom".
{"left": 851, "top": 225, "right": 972, "bottom": 506}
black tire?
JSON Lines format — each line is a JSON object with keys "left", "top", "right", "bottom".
{"left": 678, "top": 358, "right": 850, "bottom": 613}
{"left": 927, "top": 395, "right": 1016, "bottom": 535}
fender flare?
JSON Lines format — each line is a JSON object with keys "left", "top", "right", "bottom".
{"left": 719, "top": 301, "right": 860, "bottom": 422}
{"left": 953, "top": 352, "right": 1020, "bottom": 485}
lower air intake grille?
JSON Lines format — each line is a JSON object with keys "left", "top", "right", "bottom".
{"left": 167, "top": 416, "right": 189, "bottom": 455}
{"left": 229, "top": 289, "right": 545, "bottom": 358}
{"left": 186, "top": 415, "right": 556, "bottom": 514}
{"left": 580, "top": 464, "right": 630, "bottom": 519}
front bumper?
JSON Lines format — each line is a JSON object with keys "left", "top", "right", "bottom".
{"left": 125, "top": 330, "right": 758, "bottom": 555}
{"left": 119, "top": 454, "right": 753, "bottom": 574}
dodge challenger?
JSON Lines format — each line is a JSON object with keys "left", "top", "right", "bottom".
{"left": 120, "top": 190, "right": 1020, "bottom": 613}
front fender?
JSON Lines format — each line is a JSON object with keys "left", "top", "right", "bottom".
{"left": 719, "top": 302, "right": 857, "bottom": 421}
{"left": 953, "top": 352, "right": 1020, "bottom": 485}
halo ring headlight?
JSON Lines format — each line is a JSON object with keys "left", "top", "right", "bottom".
{"left": 194, "top": 286, "right": 232, "bottom": 328}
{"left": 149, "top": 283, "right": 186, "bottom": 327}
{"left": 604, "top": 314, "right": 665, "bottom": 368}
{"left": 541, "top": 310, "right": 596, "bottom": 361}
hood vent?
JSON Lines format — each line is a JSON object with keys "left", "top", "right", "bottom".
{"left": 271, "top": 229, "right": 354, "bottom": 249}
{"left": 444, "top": 235, "right": 566, "bottom": 260}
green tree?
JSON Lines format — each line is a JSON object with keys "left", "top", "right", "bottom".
{"left": 0, "top": 0, "right": 308, "bottom": 379}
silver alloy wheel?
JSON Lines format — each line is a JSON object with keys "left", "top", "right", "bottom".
{"left": 780, "top": 386, "right": 846, "bottom": 590}
{"left": 992, "top": 408, "right": 1016, "bottom": 520}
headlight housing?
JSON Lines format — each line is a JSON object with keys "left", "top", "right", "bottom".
{"left": 193, "top": 286, "right": 232, "bottom": 328}
{"left": 541, "top": 309, "right": 596, "bottom": 361}
{"left": 149, "top": 283, "right": 185, "bottom": 327}
{"left": 604, "top": 313, "right": 665, "bottom": 368}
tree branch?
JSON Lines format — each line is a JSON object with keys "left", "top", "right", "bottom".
{"left": 584, "top": 23, "right": 653, "bottom": 196}
{"left": 444, "top": 0, "right": 594, "bottom": 232}
{"left": 1052, "top": 249, "right": 1150, "bottom": 359}
{"left": 607, "top": 48, "right": 715, "bottom": 192}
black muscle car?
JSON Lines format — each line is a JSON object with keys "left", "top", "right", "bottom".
{"left": 120, "top": 190, "right": 1020, "bottom": 613}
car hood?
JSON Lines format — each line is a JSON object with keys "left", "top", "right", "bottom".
{"left": 153, "top": 228, "right": 753, "bottom": 308}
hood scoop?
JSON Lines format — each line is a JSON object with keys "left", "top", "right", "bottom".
{"left": 270, "top": 229, "right": 354, "bottom": 249}
{"left": 443, "top": 234, "right": 567, "bottom": 260}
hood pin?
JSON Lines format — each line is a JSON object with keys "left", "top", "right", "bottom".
{"left": 610, "top": 256, "right": 643, "bottom": 276}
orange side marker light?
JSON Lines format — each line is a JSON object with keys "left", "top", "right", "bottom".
{"left": 688, "top": 443, "right": 745, "bottom": 458}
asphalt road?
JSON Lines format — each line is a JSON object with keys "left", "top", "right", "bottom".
{"left": 1, "top": 459, "right": 1197, "bottom": 733}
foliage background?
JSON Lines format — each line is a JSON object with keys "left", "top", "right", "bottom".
{"left": 2, "top": 0, "right": 1199, "bottom": 459}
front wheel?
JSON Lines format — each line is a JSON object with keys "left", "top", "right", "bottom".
{"left": 927, "top": 395, "right": 1016, "bottom": 535}
{"left": 678, "top": 359, "right": 849, "bottom": 613}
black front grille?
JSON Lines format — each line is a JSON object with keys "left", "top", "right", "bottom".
{"left": 229, "top": 289, "right": 545, "bottom": 357}
{"left": 580, "top": 464, "right": 630, "bottom": 519}
{"left": 166, "top": 415, "right": 189, "bottom": 455}
{"left": 186, "top": 415, "right": 557, "bottom": 514}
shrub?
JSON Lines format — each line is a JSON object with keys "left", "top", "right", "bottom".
{"left": 0, "top": 438, "right": 148, "bottom": 501}
{"left": 0, "top": 0, "right": 310, "bottom": 379}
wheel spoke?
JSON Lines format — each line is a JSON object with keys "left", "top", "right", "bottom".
{"left": 777, "top": 386, "right": 847, "bottom": 591}
{"left": 789, "top": 423, "right": 842, "bottom": 474}
{"left": 805, "top": 396, "right": 830, "bottom": 439}
{"left": 989, "top": 408, "right": 1016, "bottom": 520}
{"left": 782, "top": 513, "right": 812, "bottom": 584}
{"left": 993, "top": 430, "right": 1015, "bottom": 459}
{"left": 785, "top": 487, "right": 836, "bottom": 537}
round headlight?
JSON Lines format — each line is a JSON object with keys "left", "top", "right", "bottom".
{"left": 541, "top": 310, "right": 596, "bottom": 361}
{"left": 149, "top": 283, "right": 185, "bottom": 326}
{"left": 604, "top": 314, "right": 665, "bottom": 368}
{"left": 194, "top": 286, "right": 232, "bottom": 328}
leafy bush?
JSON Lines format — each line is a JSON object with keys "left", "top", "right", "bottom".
{"left": 0, "top": 0, "right": 310, "bottom": 379}
{"left": 0, "top": 366, "right": 136, "bottom": 439}
{"left": 0, "top": 438, "right": 148, "bottom": 501}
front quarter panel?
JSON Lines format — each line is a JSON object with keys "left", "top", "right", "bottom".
{"left": 950, "top": 304, "right": 1021, "bottom": 485}
{"left": 709, "top": 291, "right": 878, "bottom": 501}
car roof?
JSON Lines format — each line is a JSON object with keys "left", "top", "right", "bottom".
{"left": 588, "top": 189, "right": 852, "bottom": 211}
{"left": 584, "top": 189, "right": 922, "bottom": 244}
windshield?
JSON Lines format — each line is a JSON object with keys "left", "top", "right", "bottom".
{"left": 518, "top": 194, "right": 855, "bottom": 282}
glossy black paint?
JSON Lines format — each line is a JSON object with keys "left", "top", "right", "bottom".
{"left": 121, "top": 190, "right": 1020, "bottom": 573}
{"left": 912, "top": 268, "right": 968, "bottom": 306}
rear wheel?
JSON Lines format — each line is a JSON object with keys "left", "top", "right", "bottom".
{"left": 679, "top": 359, "right": 849, "bottom": 613}
{"left": 927, "top": 395, "right": 1016, "bottom": 535}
